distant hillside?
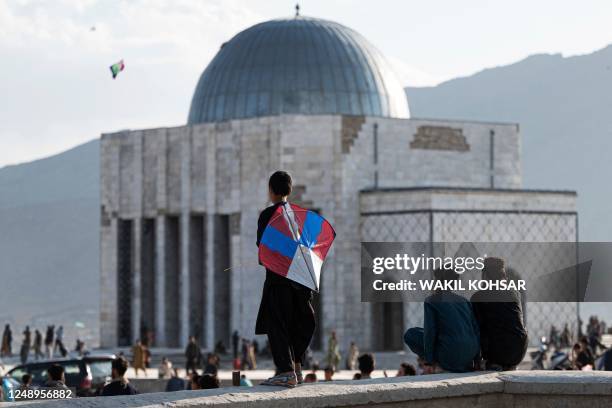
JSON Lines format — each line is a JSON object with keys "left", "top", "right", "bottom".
{"left": 0, "top": 140, "right": 100, "bottom": 345}
{"left": 407, "top": 45, "right": 612, "bottom": 242}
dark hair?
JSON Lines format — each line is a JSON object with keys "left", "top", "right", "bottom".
{"left": 21, "top": 374, "right": 32, "bottom": 384}
{"left": 190, "top": 372, "right": 202, "bottom": 390}
{"left": 358, "top": 353, "right": 375, "bottom": 375}
{"left": 324, "top": 366, "right": 335, "bottom": 374}
{"left": 482, "top": 257, "right": 506, "bottom": 281}
{"left": 47, "top": 364, "right": 64, "bottom": 381}
{"left": 305, "top": 373, "right": 317, "bottom": 382}
{"left": 268, "top": 171, "right": 292, "bottom": 196}
{"left": 112, "top": 356, "right": 129, "bottom": 376}
{"left": 199, "top": 374, "right": 220, "bottom": 389}
{"left": 433, "top": 266, "right": 459, "bottom": 283}
{"left": 400, "top": 362, "right": 416, "bottom": 376}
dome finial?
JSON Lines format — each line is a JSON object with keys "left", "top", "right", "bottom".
{"left": 295, "top": 3, "right": 300, "bottom": 17}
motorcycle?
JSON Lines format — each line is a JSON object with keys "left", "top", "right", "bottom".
{"left": 530, "top": 336, "right": 572, "bottom": 370}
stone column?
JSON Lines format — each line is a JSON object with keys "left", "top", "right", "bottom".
{"left": 131, "top": 133, "right": 143, "bottom": 344}
{"left": 100, "top": 217, "right": 118, "bottom": 347}
{"left": 100, "top": 136, "right": 120, "bottom": 347}
{"left": 154, "top": 131, "right": 168, "bottom": 346}
{"left": 205, "top": 215, "right": 217, "bottom": 350}
{"left": 131, "top": 220, "right": 142, "bottom": 344}
{"left": 155, "top": 216, "right": 166, "bottom": 346}
{"left": 205, "top": 133, "right": 217, "bottom": 350}
{"left": 179, "top": 133, "right": 192, "bottom": 347}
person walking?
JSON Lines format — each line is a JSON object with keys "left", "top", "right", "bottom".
{"left": 345, "top": 341, "right": 359, "bottom": 370}
{"left": 33, "top": 329, "right": 43, "bottom": 360}
{"left": 44, "top": 325, "right": 54, "bottom": 359}
{"left": 325, "top": 331, "right": 341, "bottom": 371}
{"left": 1, "top": 324, "right": 12, "bottom": 357}
{"left": 54, "top": 326, "right": 66, "bottom": 357}
{"left": 132, "top": 340, "right": 147, "bottom": 377}
{"left": 20, "top": 326, "right": 31, "bottom": 364}
{"left": 184, "top": 336, "right": 201, "bottom": 376}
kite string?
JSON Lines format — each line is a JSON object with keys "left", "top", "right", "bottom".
{"left": 223, "top": 262, "right": 261, "bottom": 272}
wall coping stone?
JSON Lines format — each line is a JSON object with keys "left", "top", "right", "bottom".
{"left": 4, "top": 371, "right": 612, "bottom": 408}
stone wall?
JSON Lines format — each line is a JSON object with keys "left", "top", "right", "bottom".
{"left": 99, "top": 114, "right": 532, "bottom": 350}
{"left": 5, "top": 371, "right": 612, "bottom": 408}
{"left": 360, "top": 187, "right": 578, "bottom": 344}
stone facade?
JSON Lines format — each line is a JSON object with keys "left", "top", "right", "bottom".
{"left": 100, "top": 114, "right": 576, "bottom": 350}
{"left": 360, "top": 188, "right": 578, "bottom": 347}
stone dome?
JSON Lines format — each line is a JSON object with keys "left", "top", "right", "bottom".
{"left": 188, "top": 16, "right": 410, "bottom": 123}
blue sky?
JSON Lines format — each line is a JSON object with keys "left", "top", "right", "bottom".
{"left": 1, "top": 0, "right": 612, "bottom": 167}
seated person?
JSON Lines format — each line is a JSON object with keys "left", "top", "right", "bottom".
{"left": 357, "top": 353, "right": 375, "bottom": 379}
{"left": 165, "top": 368, "right": 186, "bottom": 392}
{"left": 470, "top": 258, "right": 528, "bottom": 370}
{"left": 199, "top": 374, "right": 220, "bottom": 389}
{"left": 44, "top": 365, "right": 70, "bottom": 390}
{"left": 323, "top": 366, "right": 335, "bottom": 381}
{"left": 597, "top": 347, "right": 612, "bottom": 371}
{"left": 189, "top": 372, "right": 202, "bottom": 390}
{"left": 101, "top": 357, "right": 138, "bottom": 396}
{"left": 396, "top": 362, "right": 416, "bottom": 376}
{"left": 404, "top": 267, "right": 480, "bottom": 373}
{"left": 304, "top": 373, "right": 318, "bottom": 383}
{"left": 573, "top": 343, "right": 592, "bottom": 370}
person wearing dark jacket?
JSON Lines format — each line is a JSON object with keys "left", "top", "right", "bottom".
{"left": 404, "top": 267, "right": 480, "bottom": 373}
{"left": 44, "top": 364, "right": 69, "bottom": 390}
{"left": 165, "top": 368, "right": 186, "bottom": 392}
{"left": 44, "top": 325, "right": 54, "bottom": 359}
{"left": 470, "top": 257, "right": 528, "bottom": 370}
{"left": 101, "top": 357, "right": 138, "bottom": 396}
{"left": 256, "top": 171, "right": 316, "bottom": 388}
{"left": 185, "top": 336, "right": 201, "bottom": 375}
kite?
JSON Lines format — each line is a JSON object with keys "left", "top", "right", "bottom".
{"left": 259, "top": 203, "right": 335, "bottom": 292}
{"left": 110, "top": 59, "right": 125, "bottom": 79}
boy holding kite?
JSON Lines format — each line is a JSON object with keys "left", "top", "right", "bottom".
{"left": 256, "top": 171, "right": 335, "bottom": 387}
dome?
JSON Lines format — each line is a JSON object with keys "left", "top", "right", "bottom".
{"left": 188, "top": 17, "right": 410, "bottom": 124}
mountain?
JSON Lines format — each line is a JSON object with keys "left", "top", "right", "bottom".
{"left": 406, "top": 45, "right": 612, "bottom": 242}
{"left": 0, "top": 140, "right": 100, "bottom": 345}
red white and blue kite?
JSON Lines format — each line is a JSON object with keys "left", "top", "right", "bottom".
{"left": 259, "top": 203, "right": 335, "bottom": 292}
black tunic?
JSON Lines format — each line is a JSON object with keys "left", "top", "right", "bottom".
{"left": 254, "top": 201, "right": 313, "bottom": 335}
{"left": 101, "top": 380, "right": 138, "bottom": 396}
{"left": 470, "top": 289, "right": 528, "bottom": 367}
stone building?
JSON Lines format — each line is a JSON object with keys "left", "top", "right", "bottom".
{"left": 100, "top": 16, "right": 578, "bottom": 349}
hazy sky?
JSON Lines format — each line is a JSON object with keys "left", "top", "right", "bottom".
{"left": 2, "top": 0, "right": 612, "bottom": 167}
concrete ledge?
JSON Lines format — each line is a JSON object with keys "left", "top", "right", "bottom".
{"left": 4, "top": 371, "right": 612, "bottom": 408}
{"left": 501, "top": 371, "right": 612, "bottom": 395}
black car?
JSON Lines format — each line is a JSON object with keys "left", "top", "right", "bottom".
{"left": 6, "top": 355, "right": 115, "bottom": 397}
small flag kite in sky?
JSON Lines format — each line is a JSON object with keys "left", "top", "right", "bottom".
{"left": 259, "top": 203, "right": 335, "bottom": 292}
{"left": 109, "top": 59, "right": 125, "bottom": 79}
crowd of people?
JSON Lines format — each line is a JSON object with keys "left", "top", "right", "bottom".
{"left": 0, "top": 324, "right": 82, "bottom": 365}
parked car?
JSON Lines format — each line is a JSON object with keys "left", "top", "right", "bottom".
{"left": 6, "top": 354, "right": 115, "bottom": 397}
{"left": 1, "top": 377, "right": 20, "bottom": 401}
